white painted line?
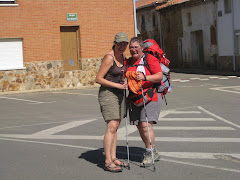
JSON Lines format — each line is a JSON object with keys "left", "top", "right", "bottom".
{"left": 51, "top": 92, "right": 98, "bottom": 97}
{"left": 0, "top": 134, "right": 104, "bottom": 140}
{"left": 199, "top": 79, "right": 210, "bottom": 81}
{"left": 0, "top": 137, "right": 239, "bottom": 173}
{"left": 117, "top": 125, "right": 137, "bottom": 137}
{"left": 152, "top": 137, "right": 240, "bottom": 142}
{"left": 180, "top": 80, "right": 190, "bottom": 82}
{"left": 33, "top": 119, "right": 98, "bottom": 136}
{"left": 218, "top": 77, "right": 229, "bottom": 80}
{"left": 159, "top": 118, "right": 215, "bottom": 121}
{"left": 227, "top": 76, "right": 237, "bottom": 78}
{"left": 0, "top": 121, "right": 70, "bottom": 130}
{"left": 0, "top": 137, "right": 98, "bottom": 150}
{"left": 0, "top": 96, "right": 55, "bottom": 104}
{"left": 159, "top": 111, "right": 173, "bottom": 118}
{"left": 171, "top": 111, "right": 201, "bottom": 114}
{"left": 198, "top": 106, "right": 240, "bottom": 129}
{"left": 2, "top": 133, "right": 240, "bottom": 142}
{"left": 160, "top": 152, "right": 240, "bottom": 159}
{"left": 190, "top": 78, "right": 201, "bottom": 80}
{"left": 161, "top": 158, "right": 240, "bottom": 173}
{"left": 210, "top": 86, "right": 240, "bottom": 94}
{"left": 209, "top": 77, "right": 219, "bottom": 79}
{"left": 153, "top": 126, "right": 235, "bottom": 130}
{"left": 171, "top": 79, "right": 181, "bottom": 82}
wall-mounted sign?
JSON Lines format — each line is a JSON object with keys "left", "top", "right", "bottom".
{"left": 67, "top": 13, "right": 77, "bottom": 21}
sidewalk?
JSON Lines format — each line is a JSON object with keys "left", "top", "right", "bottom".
{"left": 171, "top": 68, "right": 240, "bottom": 76}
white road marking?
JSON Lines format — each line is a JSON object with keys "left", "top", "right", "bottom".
{"left": 171, "top": 111, "right": 201, "bottom": 114}
{"left": 51, "top": 92, "right": 98, "bottom": 97}
{"left": 210, "top": 86, "right": 240, "bottom": 94}
{"left": 199, "top": 79, "right": 210, "bottom": 81}
{"left": 160, "top": 158, "right": 240, "bottom": 173}
{"left": 0, "top": 134, "right": 104, "bottom": 140}
{"left": 209, "top": 77, "right": 219, "bottom": 79}
{"left": 159, "top": 118, "right": 215, "bottom": 121}
{"left": 1, "top": 133, "right": 240, "bottom": 142}
{"left": 171, "top": 79, "right": 181, "bottom": 82}
{"left": 0, "top": 121, "right": 70, "bottom": 130}
{"left": 0, "top": 96, "right": 55, "bottom": 104}
{"left": 0, "top": 137, "right": 240, "bottom": 173}
{"left": 33, "top": 119, "right": 98, "bottom": 136}
{"left": 190, "top": 78, "right": 201, "bottom": 80}
{"left": 219, "top": 77, "right": 229, "bottom": 80}
{"left": 180, "top": 80, "right": 190, "bottom": 82}
{"left": 198, "top": 106, "right": 240, "bottom": 129}
{"left": 160, "top": 152, "right": 240, "bottom": 159}
{"left": 153, "top": 126, "right": 235, "bottom": 130}
{"left": 0, "top": 137, "right": 240, "bottom": 160}
{"left": 117, "top": 125, "right": 137, "bottom": 137}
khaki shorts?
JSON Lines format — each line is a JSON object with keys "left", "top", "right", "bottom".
{"left": 98, "top": 86, "right": 124, "bottom": 121}
{"left": 129, "top": 93, "right": 162, "bottom": 125}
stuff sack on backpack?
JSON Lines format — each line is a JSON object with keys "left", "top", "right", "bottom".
{"left": 157, "top": 63, "right": 171, "bottom": 94}
{"left": 143, "top": 39, "right": 172, "bottom": 95}
{"left": 143, "top": 39, "right": 170, "bottom": 67}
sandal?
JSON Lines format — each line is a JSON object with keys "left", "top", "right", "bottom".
{"left": 104, "top": 161, "right": 122, "bottom": 173}
{"left": 112, "top": 158, "right": 127, "bottom": 167}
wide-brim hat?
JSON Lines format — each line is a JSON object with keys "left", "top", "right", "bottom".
{"left": 114, "top": 32, "right": 129, "bottom": 43}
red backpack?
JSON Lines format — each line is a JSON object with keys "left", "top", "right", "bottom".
{"left": 143, "top": 39, "right": 172, "bottom": 105}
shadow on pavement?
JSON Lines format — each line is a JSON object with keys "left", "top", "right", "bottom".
{"left": 78, "top": 146, "right": 146, "bottom": 170}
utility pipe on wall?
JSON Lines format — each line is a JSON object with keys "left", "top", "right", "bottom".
{"left": 133, "top": 0, "right": 138, "bottom": 37}
{"left": 232, "top": 0, "right": 236, "bottom": 71}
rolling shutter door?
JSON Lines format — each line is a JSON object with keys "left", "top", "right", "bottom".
{"left": 0, "top": 38, "right": 24, "bottom": 70}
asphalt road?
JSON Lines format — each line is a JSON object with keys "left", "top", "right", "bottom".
{"left": 0, "top": 72, "right": 240, "bottom": 180}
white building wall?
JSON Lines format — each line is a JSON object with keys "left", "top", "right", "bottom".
{"left": 234, "top": 0, "right": 240, "bottom": 30}
{"left": 181, "top": 2, "right": 216, "bottom": 63}
{"left": 217, "top": 0, "right": 234, "bottom": 56}
{"left": 137, "top": 8, "right": 158, "bottom": 39}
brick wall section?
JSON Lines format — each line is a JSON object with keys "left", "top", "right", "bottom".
{"left": 0, "top": 0, "right": 134, "bottom": 92}
{"left": 0, "top": 0, "right": 134, "bottom": 61}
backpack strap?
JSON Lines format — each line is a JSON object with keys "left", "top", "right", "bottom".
{"left": 127, "top": 53, "right": 151, "bottom": 72}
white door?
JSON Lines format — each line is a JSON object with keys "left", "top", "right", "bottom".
{"left": 0, "top": 38, "right": 24, "bottom": 70}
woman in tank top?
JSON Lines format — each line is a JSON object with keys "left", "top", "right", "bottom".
{"left": 96, "top": 32, "right": 128, "bottom": 172}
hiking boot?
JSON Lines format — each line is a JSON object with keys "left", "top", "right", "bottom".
{"left": 153, "top": 148, "right": 160, "bottom": 161}
{"left": 140, "top": 148, "right": 161, "bottom": 167}
{"left": 140, "top": 151, "right": 152, "bottom": 167}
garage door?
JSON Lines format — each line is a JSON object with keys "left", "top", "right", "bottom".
{"left": 0, "top": 38, "right": 24, "bottom": 70}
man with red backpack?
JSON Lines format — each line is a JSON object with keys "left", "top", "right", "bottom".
{"left": 126, "top": 37, "right": 163, "bottom": 169}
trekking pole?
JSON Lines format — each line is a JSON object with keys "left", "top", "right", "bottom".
{"left": 140, "top": 84, "right": 155, "bottom": 172}
{"left": 121, "top": 70, "right": 130, "bottom": 170}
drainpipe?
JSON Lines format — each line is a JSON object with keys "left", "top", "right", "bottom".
{"left": 159, "top": 11, "right": 163, "bottom": 48}
{"left": 232, "top": 0, "right": 236, "bottom": 71}
{"left": 133, "top": 0, "right": 138, "bottom": 37}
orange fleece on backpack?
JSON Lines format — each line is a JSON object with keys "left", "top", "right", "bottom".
{"left": 126, "top": 71, "right": 142, "bottom": 94}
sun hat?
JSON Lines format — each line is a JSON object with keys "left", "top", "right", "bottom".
{"left": 114, "top": 32, "right": 129, "bottom": 43}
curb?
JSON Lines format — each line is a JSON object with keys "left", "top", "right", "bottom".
{"left": 0, "top": 84, "right": 101, "bottom": 95}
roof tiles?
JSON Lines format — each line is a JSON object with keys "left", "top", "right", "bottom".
{"left": 155, "top": 0, "right": 190, "bottom": 10}
{"left": 136, "top": 0, "right": 161, "bottom": 9}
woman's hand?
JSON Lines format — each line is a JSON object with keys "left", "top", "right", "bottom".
{"left": 118, "top": 81, "right": 127, "bottom": 90}
{"left": 136, "top": 72, "right": 145, "bottom": 81}
{"left": 135, "top": 72, "right": 163, "bottom": 83}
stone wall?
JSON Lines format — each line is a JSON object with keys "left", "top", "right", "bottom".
{"left": 0, "top": 58, "right": 102, "bottom": 93}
